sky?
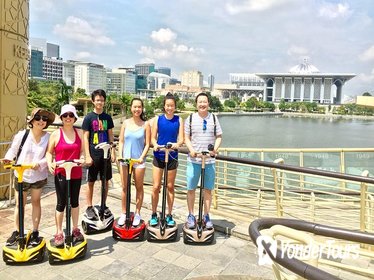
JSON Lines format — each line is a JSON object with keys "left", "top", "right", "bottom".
{"left": 30, "top": 0, "right": 374, "bottom": 97}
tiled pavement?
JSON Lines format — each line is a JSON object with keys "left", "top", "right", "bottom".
{"left": 0, "top": 173, "right": 274, "bottom": 280}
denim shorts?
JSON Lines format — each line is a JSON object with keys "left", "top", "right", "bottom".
{"left": 186, "top": 161, "right": 215, "bottom": 190}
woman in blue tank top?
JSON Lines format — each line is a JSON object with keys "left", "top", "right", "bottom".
{"left": 117, "top": 98, "right": 151, "bottom": 227}
{"left": 149, "top": 93, "right": 184, "bottom": 227}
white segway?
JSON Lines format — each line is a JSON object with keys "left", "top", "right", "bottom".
{"left": 183, "top": 144, "right": 215, "bottom": 244}
{"left": 146, "top": 143, "right": 178, "bottom": 241}
{"left": 82, "top": 142, "right": 114, "bottom": 234}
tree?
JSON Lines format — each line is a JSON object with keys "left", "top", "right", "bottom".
{"left": 278, "top": 99, "right": 287, "bottom": 111}
{"left": 224, "top": 99, "right": 236, "bottom": 108}
{"left": 245, "top": 97, "right": 259, "bottom": 110}
{"left": 363, "top": 92, "right": 372, "bottom": 96}
{"left": 208, "top": 94, "right": 223, "bottom": 112}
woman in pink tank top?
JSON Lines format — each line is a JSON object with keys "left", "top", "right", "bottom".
{"left": 46, "top": 104, "right": 85, "bottom": 247}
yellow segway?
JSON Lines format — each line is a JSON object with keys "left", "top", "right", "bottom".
{"left": 47, "top": 160, "right": 87, "bottom": 264}
{"left": 2, "top": 162, "right": 46, "bottom": 264}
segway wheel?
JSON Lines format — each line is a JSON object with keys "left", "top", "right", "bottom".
{"left": 36, "top": 245, "right": 46, "bottom": 262}
{"left": 48, "top": 253, "right": 57, "bottom": 265}
{"left": 183, "top": 231, "right": 189, "bottom": 244}
{"left": 82, "top": 220, "right": 93, "bottom": 235}
{"left": 3, "top": 250, "right": 10, "bottom": 264}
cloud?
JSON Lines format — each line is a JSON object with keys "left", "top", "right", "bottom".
{"left": 318, "top": 2, "right": 352, "bottom": 19}
{"left": 287, "top": 45, "right": 309, "bottom": 57}
{"left": 357, "top": 68, "right": 374, "bottom": 83}
{"left": 225, "top": 0, "right": 293, "bottom": 15}
{"left": 73, "top": 51, "right": 92, "bottom": 60}
{"left": 359, "top": 45, "right": 374, "bottom": 62}
{"left": 150, "top": 28, "right": 177, "bottom": 44}
{"left": 138, "top": 28, "right": 205, "bottom": 69}
{"left": 53, "top": 16, "right": 115, "bottom": 46}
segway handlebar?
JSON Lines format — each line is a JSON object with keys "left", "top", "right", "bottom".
{"left": 197, "top": 144, "right": 215, "bottom": 157}
{"left": 155, "top": 142, "right": 174, "bottom": 151}
{"left": 2, "top": 161, "right": 34, "bottom": 182}
{"left": 55, "top": 160, "right": 81, "bottom": 181}
{"left": 117, "top": 158, "right": 142, "bottom": 174}
{"left": 95, "top": 142, "right": 113, "bottom": 160}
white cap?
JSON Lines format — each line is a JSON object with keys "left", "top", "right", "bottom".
{"left": 60, "top": 104, "right": 79, "bottom": 119}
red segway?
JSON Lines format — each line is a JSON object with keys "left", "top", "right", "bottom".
{"left": 146, "top": 143, "right": 178, "bottom": 241}
{"left": 112, "top": 158, "right": 146, "bottom": 241}
{"left": 183, "top": 144, "right": 215, "bottom": 244}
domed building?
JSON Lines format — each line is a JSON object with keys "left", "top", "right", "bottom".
{"left": 256, "top": 59, "right": 355, "bottom": 104}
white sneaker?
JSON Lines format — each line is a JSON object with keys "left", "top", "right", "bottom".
{"left": 132, "top": 213, "right": 141, "bottom": 227}
{"left": 117, "top": 213, "right": 126, "bottom": 226}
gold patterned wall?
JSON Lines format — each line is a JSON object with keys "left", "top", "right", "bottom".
{"left": 0, "top": 0, "right": 29, "bottom": 199}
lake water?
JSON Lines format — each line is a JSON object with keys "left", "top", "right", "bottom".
{"left": 218, "top": 115, "right": 374, "bottom": 149}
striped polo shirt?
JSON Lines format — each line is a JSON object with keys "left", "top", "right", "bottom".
{"left": 184, "top": 112, "right": 222, "bottom": 164}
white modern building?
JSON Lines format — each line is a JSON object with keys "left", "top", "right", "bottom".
{"left": 106, "top": 68, "right": 136, "bottom": 95}
{"left": 181, "top": 70, "right": 203, "bottom": 88}
{"left": 63, "top": 60, "right": 76, "bottom": 86}
{"left": 43, "top": 57, "right": 63, "bottom": 81}
{"left": 256, "top": 61, "right": 355, "bottom": 104}
{"left": 147, "top": 72, "right": 171, "bottom": 90}
{"left": 74, "top": 62, "right": 106, "bottom": 94}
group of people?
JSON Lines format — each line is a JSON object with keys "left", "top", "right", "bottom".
{"left": 1, "top": 89, "right": 222, "bottom": 247}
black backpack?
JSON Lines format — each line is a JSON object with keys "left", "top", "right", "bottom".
{"left": 189, "top": 113, "right": 216, "bottom": 137}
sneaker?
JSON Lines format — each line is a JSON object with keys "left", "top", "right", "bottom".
{"left": 117, "top": 213, "right": 126, "bottom": 226}
{"left": 72, "top": 228, "right": 84, "bottom": 243}
{"left": 6, "top": 230, "right": 19, "bottom": 246}
{"left": 86, "top": 206, "right": 97, "bottom": 219}
{"left": 187, "top": 214, "right": 196, "bottom": 229}
{"left": 132, "top": 213, "right": 141, "bottom": 227}
{"left": 149, "top": 213, "right": 158, "bottom": 226}
{"left": 54, "top": 233, "right": 64, "bottom": 247}
{"left": 29, "top": 230, "right": 41, "bottom": 246}
{"left": 104, "top": 206, "right": 112, "bottom": 216}
{"left": 204, "top": 214, "right": 213, "bottom": 229}
{"left": 166, "top": 214, "right": 176, "bottom": 227}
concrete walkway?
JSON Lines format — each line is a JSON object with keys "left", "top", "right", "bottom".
{"left": 0, "top": 173, "right": 274, "bottom": 280}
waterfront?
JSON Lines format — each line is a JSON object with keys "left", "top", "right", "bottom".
{"left": 218, "top": 114, "right": 374, "bottom": 149}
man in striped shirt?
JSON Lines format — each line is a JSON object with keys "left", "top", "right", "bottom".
{"left": 184, "top": 92, "right": 223, "bottom": 229}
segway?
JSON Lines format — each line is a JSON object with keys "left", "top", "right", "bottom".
{"left": 112, "top": 158, "right": 146, "bottom": 241}
{"left": 2, "top": 162, "right": 46, "bottom": 264}
{"left": 81, "top": 142, "right": 114, "bottom": 234}
{"left": 147, "top": 143, "right": 178, "bottom": 241}
{"left": 47, "top": 160, "right": 87, "bottom": 264}
{"left": 183, "top": 144, "right": 215, "bottom": 244}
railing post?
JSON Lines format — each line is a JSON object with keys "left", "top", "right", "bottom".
{"left": 257, "top": 189, "right": 262, "bottom": 217}
{"left": 310, "top": 192, "right": 315, "bottom": 222}
{"left": 272, "top": 158, "right": 284, "bottom": 217}
{"left": 261, "top": 151, "right": 264, "bottom": 188}
{"left": 300, "top": 151, "right": 304, "bottom": 191}
{"left": 341, "top": 150, "right": 346, "bottom": 191}
{"left": 360, "top": 170, "right": 369, "bottom": 232}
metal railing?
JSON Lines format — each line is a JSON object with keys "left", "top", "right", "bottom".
{"left": 249, "top": 218, "right": 374, "bottom": 280}
{"left": 142, "top": 149, "right": 374, "bottom": 233}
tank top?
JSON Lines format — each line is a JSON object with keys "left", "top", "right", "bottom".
{"left": 55, "top": 128, "right": 82, "bottom": 179}
{"left": 123, "top": 124, "right": 145, "bottom": 159}
{"left": 153, "top": 114, "right": 179, "bottom": 160}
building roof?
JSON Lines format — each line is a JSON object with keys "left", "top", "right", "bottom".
{"left": 289, "top": 60, "right": 320, "bottom": 74}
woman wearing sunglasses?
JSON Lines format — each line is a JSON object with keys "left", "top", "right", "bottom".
{"left": 2, "top": 108, "right": 55, "bottom": 246}
{"left": 46, "top": 104, "right": 85, "bottom": 246}
{"left": 184, "top": 92, "right": 223, "bottom": 230}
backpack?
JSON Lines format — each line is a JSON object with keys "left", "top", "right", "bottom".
{"left": 189, "top": 113, "right": 216, "bottom": 137}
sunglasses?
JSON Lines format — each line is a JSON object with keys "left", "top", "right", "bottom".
{"left": 34, "top": 115, "right": 48, "bottom": 122}
{"left": 61, "top": 112, "right": 75, "bottom": 118}
{"left": 203, "top": 119, "right": 207, "bottom": 131}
